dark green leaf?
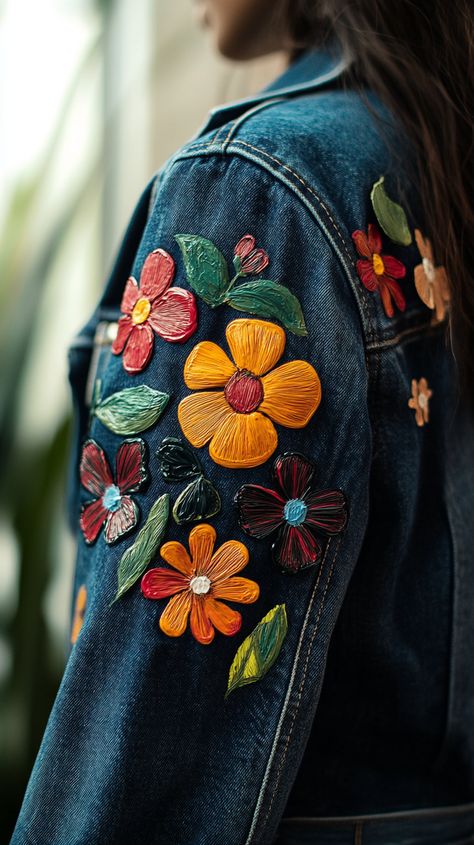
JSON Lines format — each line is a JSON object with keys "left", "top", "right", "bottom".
{"left": 110, "top": 494, "right": 169, "bottom": 603}
{"left": 94, "top": 385, "right": 170, "bottom": 435}
{"left": 226, "top": 280, "right": 307, "bottom": 336}
{"left": 175, "top": 234, "right": 230, "bottom": 306}
{"left": 173, "top": 476, "right": 221, "bottom": 524}
{"left": 156, "top": 436, "right": 201, "bottom": 482}
{"left": 370, "top": 176, "right": 412, "bottom": 246}
{"left": 225, "top": 604, "right": 288, "bottom": 698}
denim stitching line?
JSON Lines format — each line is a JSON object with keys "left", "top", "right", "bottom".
{"left": 366, "top": 319, "right": 446, "bottom": 351}
{"left": 244, "top": 540, "right": 331, "bottom": 845}
{"left": 220, "top": 99, "right": 288, "bottom": 151}
{"left": 259, "top": 536, "right": 342, "bottom": 834}
{"left": 355, "top": 820, "right": 364, "bottom": 845}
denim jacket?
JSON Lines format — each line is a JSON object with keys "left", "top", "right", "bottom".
{"left": 10, "top": 41, "right": 474, "bottom": 845}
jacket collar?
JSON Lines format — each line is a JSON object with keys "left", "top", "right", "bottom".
{"left": 193, "top": 40, "right": 352, "bottom": 138}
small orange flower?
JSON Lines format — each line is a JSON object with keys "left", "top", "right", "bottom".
{"left": 414, "top": 229, "right": 451, "bottom": 322}
{"left": 408, "top": 377, "right": 433, "bottom": 426}
{"left": 70, "top": 585, "right": 87, "bottom": 644}
{"left": 141, "top": 524, "right": 259, "bottom": 645}
{"left": 178, "top": 318, "right": 321, "bottom": 469}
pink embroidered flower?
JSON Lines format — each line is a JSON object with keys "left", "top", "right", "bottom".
{"left": 112, "top": 248, "right": 198, "bottom": 374}
{"left": 352, "top": 224, "right": 406, "bottom": 318}
{"left": 79, "top": 438, "right": 147, "bottom": 544}
{"left": 233, "top": 234, "right": 269, "bottom": 276}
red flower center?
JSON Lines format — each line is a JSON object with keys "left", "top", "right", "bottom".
{"left": 224, "top": 369, "right": 264, "bottom": 414}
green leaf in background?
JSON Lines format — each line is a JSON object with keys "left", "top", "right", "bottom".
{"left": 110, "top": 494, "right": 169, "bottom": 603}
{"left": 370, "top": 176, "right": 412, "bottom": 246}
{"left": 226, "top": 279, "right": 307, "bottom": 336}
{"left": 225, "top": 604, "right": 288, "bottom": 698}
{"left": 172, "top": 475, "right": 221, "bottom": 524}
{"left": 94, "top": 385, "right": 170, "bottom": 435}
{"left": 175, "top": 234, "right": 230, "bottom": 306}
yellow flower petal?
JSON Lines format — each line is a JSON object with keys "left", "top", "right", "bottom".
{"left": 207, "top": 540, "right": 249, "bottom": 583}
{"left": 178, "top": 391, "right": 234, "bottom": 448}
{"left": 160, "top": 540, "right": 194, "bottom": 576}
{"left": 183, "top": 341, "right": 236, "bottom": 389}
{"left": 209, "top": 411, "right": 278, "bottom": 468}
{"left": 159, "top": 590, "right": 192, "bottom": 637}
{"left": 226, "top": 319, "right": 285, "bottom": 376}
{"left": 70, "top": 584, "right": 87, "bottom": 644}
{"left": 259, "top": 361, "right": 321, "bottom": 428}
{"left": 189, "top": 523, "right": 216, "bottom": 571}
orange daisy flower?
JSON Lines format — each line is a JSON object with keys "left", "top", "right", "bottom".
{"left": 414, "top": 229, "right": 451, "bottom": 322}
{"left": 141, "top": 524, "right": 259, "bottom": 645}
{"left": 70, "top": 584, "right": 87, "bottom": 644}
{"left": 408, "top": 377, "right": 433, "bottom": 426}
{"left": 177, "top": 319, "right": 321, "bottom": 469}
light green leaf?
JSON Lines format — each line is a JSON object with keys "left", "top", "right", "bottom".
{"left": 225, "top": 280, "right": 307, "bottom": 336}
{"left": 370, "top": 176, "right": 412, "bottom": 246}
{"left": 225, "top": 604, "right": 288, "bottom": 698}
{"left": 175, "top": 234, "right": 230, "bottom": 306}
{"left": 94, "top": 385, "right": 170, "bottom": 435}
{"left": 110, "top": 494, "right": 169, "bottom": 603}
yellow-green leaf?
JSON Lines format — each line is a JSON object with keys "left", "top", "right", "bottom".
{"left": 225, "top": 604, "right": 288, "bottom": 698}
{"left": 370, "top": 176, "right": 412, "bottom": 246}
{"left": 110, "top": 494, "right": 169, "bottom": 603}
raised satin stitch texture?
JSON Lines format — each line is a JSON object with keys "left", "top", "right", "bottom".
{"left": 175, "top": 233, "right": 307, "bottom": 335}
{"left": 91, "top": 381, "right": 170, "bottom": 435}
{"left": 79, "top": 438, "right": 148, "bottom": 545}
{"left": 70, "top": 585, "right": 87, "bottom": 644}
{"left": 370, "top": 176, "right": 412, "bottom": 246}
{"left": 414, "top": 229, "right": 451, "bottom": 322}
{"left": 225, "top": 604, "right": 288, "bottom": 698}
{"left": 156, "top": 437, "right": 221, "bottom": 524}
{"left": 111, "top": 247, "right": 198, "bottom": 374}
{"left": 110, "top": 494, "right": 169, "bottom": 603}
{"left": 234, "top": 452, "right": 347, "bottom": 573}
{"left": 178, "top": 318, "right": 321, "bottom": 469}
{"left": 408, "top": 377, "right": 433, "bottom": 426}
{"left": 352, "top": 223, "right": 407, "bottom": 318}
{"left": 141, "top": 523, "right": 259, "bottom": 645}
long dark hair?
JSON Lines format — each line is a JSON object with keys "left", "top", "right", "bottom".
{"left": 276, "top": 0, "right": 474, "bottom": 408}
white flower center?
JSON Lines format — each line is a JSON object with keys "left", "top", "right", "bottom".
{"left": 422, "top": 257, "right": 436, "bottom": 282}
{"left": 418, "top": 393, "right": 428, "bottom": 409}
{"left": 190, "top": 575, "right": 211, "bottom": 595}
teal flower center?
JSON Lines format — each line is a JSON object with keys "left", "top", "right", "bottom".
{"left": 102, "top": 484, "right": 122, "bottom": 512}
{"left": 283, "top": 498, "right": 308, "bottom": 526}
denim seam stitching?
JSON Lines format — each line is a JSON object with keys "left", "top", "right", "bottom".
{"left": 366, "top": 319, "right": 447, "bottom": 351}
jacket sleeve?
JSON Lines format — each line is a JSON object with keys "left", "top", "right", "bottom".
{"left": 10, "top": 149, "right": 372, "bottom": 845}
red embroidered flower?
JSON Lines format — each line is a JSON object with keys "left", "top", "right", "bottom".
{"left": 112, "top": 248, "right": 198, "bottom": 374}
{"left": 79, "top": 438, "right": 147, "bottom": 545}
{"left": 233, "top": 234, "right": 269, "bottom": 275}
{"left": 352, "top": 224, "right": 406, "bottom": 318}
{"left": 234, "top": 453, "right": 347, "bottom": 574}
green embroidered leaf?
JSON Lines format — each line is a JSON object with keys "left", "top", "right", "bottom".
{"left": 225, "top": 604, "right": 288, "bottom": 698}
{"left": 94, "top": 385, "right": 170, "bottom": 435}
{"left": 175, "top": 234, "right": 230, "bottom": 306}
{"left": 225, "top": 280, "right": 307, "bottom": 336}
{"left": 172, "top": 475, "right": 221, "bottom": 524}
{"left": 110, "top": 494, "right": 169, "bottom": 604}
{"left": 370, "top": 176, "right": 412, "bottom": 246}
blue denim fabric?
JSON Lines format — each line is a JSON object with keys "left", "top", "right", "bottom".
{"left": 10, "top": 42, "right": 474, "bottom": 845}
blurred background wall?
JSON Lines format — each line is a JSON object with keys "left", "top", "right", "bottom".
{"left": 0, "top": 0, "right": 285, "bottom": 836}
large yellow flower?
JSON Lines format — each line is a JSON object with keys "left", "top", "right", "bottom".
{"left": 178, "top": 319, "right": 321, "bottom": 469}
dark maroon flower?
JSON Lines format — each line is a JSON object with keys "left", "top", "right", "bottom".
{"left": 233, "top": 234, "right": 269, "bottom": 276}
{"left": 79, "top": 438, "right": 147, "bottom": 545}
{"left": 234, "top": 452, "right": 347, "bottom": 573}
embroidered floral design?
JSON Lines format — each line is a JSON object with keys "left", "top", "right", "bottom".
{"left": 370, "top": 176, "right": 412, "bottom": 246}
{"left": 141, "top": 523, "right": 259, "bottom": 645}
{"left": 71, "top": 584, "right": 87, "bottom": 644}
{"left": 156, "top": 437, "right": 221, "bottom": 524}
{"left": 111, "top": 248, "right": 198, "bottom": 374}
{"left": 110, "top": 494, "right": 169, "bottom": 603}
{"left": 352, "top": 224, "right": 406, "bottom": 318}
{"left": 414, "top": 229, "right": 451, "bottom": 322}
{"left": 235, "top": 452, "right": 347, "bottom": 573}
{"left": 408, "top": 377, "right": 433, "bottom": 426}
{"left": 178, "top": 319, "right": 321, "bottom": 469}
{"left": 225, "top": 604, "right": 287, "bottom": 698}
{"left": 233, "top": 234, "right": 269, "bottom": 276}
{"left": 92, "top": 382, "right": 170, "bottom": 435}
{"left": 175, "top": 234, "right": 307, "bottom": 335}
{"left": 79, "top": 438, "right": 147, "bottom": 544}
